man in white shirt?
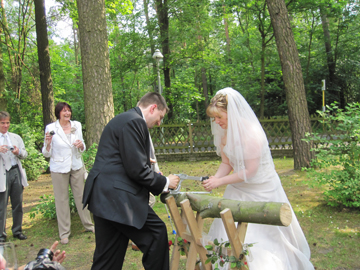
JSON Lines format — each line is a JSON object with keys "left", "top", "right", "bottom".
{"left": 0, "top": 111, "right": 28, "bottom": 242}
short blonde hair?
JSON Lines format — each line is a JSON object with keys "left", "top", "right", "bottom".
{"left": 206, "top": 93, "right": 228, "bottom": 117}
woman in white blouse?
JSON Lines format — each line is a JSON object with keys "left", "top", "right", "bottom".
{"left": 42, "top": 102, "right": 94, "bottom": 244}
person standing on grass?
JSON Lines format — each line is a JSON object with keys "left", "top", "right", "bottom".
{"left": 201, "top": 88, "right": 314, "bottom": 269}
{"left": 83, "top": 92, "right": 180, "bottom": 270}
{"left": 42, "top": 102, "right": 94, "bottom": 245}
{"left": 0, "top": 111, "right": 28, "bottom": 242}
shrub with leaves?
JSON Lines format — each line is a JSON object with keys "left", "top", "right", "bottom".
{"left": 204, "top": 238, "right": 252, "bottom": 269}
{"left": 10, "top": 120, "right": 48, "bottom": 181}
{"left": 304, "top": 102, "right": 360, "bottom": 208}
{"left": 82, "top": 142, "right": 98, "bottom": 171}
{"left": 29, "top": 187, "right": 77, "bottom": 219}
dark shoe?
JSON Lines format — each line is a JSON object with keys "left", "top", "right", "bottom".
{"left": 14, "top": 233, "right": 27, "bottom": 240}
{"left": 132, "top": 243, "right": 140, "bottom": 251}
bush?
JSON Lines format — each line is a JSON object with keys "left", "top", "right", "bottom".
{"left": 10, "top": 120, "right": 48, "bottom": 181}
{"left": 29, "top": 143, "right": 97, "bottom": 220}
{"left": 29, "top": 187, "right": 77, "bottom": 220}
{"left": 304, "top": 102, "right": 360, "bottom": 208}
{"left": 82, "top": 142, "right": 98, "bottom": 171}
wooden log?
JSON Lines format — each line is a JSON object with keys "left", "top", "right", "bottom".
{"left": 161, "top": 193, "right": 292, "bottom": 226}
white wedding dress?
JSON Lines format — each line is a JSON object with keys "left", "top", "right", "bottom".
{"left": 204, "top": 88, "right": 314, "bottom": 270}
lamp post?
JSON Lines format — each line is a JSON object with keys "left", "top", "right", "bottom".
{"left": 152, "top": 49, "right": 163, "bottom": 94}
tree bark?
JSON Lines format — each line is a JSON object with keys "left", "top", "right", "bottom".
{"left": 0, "top": 23, "right": 6, "bottom": 111}
{"left": 320, "top": 7, "right": 342, "bottom": 107}
{"left": 161, "top": 193, "right": 292, "bottom": 226}
{"left": 266, "top": 0, "right": 314, "bottom": 169}
{"left": 34, "top": 0, "right": 56, "bottom": 128}
{"left": 155, "top": 0, "right": 173, "bottom": 119}
{"left": 223, "top": 4, "right": 234, "bottom": 90}
{"left": 143, "top": 0, "right": 157, "bottom": 91}
{"left": 257, "top": 2, "right": 274, "bottom": 119}
{"left": 201, "top": 67, "right": 209, "bottom": 109}
{"left": 77, "top": 0, "right": 114, "bottom": 146}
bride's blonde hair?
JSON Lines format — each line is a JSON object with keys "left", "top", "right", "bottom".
{"left": 206, "top": 93, "right": 228, "bottom": 117}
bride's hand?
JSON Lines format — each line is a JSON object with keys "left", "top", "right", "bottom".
{"left": 202, "top": 176, "right": 221, "bottom": 192}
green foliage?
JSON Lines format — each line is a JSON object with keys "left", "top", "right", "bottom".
{"left": 9, "top": 120, "right": 48, "bottom": 181}
{"left": 28, "top": 143, "right": 97, "bottom": 220}
{"left": 82, "top": 143, "right": 98, "bottom": 171}
{"left": 176, "top": 237, "right": 189, "bottom": 256}
{"left": 29, "top": 187, "right": 77, "bottom": 220}
{"left": 304, "top": 102, "right": 360, "bottom": 208}
{"left": 205, "top": 238, "right": 253, "bottom": 269}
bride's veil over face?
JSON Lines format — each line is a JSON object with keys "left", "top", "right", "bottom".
{"left": 210, "top": 87, "right": 270, "bottom": 182}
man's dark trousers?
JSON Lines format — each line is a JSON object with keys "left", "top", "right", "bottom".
{"left": 0, "top": 166, "right": 23, "bottom": 239}
{"left": 91, "top": 206, "right": 169, "bottom": 270}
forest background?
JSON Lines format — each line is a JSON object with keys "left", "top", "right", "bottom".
{"left": 1, "top": 0, "right": 360, "bottom": 268}
{"left": 0, "top": 0, "right": 359, "bottom": 175}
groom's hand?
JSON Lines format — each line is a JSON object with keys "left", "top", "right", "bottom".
{"left": 167, "top": 174, "right": 180, "bottom": 190}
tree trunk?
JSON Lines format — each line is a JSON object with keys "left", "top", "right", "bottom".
{"left": 320, "top": 7, "right": 339, "bottom": 106}
{"left": 155, "top": 0, "right": 173, "bottom": 120}
{"left": 1, "top": 0, "right": 34, "bottom": 119}
{"left": 201, "top": 67, "right": 209, "bottom": 109}
{"left": 223, "top": 4, "right": 235, "bottom": 88}
{"left": 143, "top": 0, "right": 157, "bottom": 91}
{"left": 305, "top": 12, "right": 315, "bottom": 91}
{"left": 0, "top": 24, "right": 6, "bottom": 111}
{"left": 34, "top": 0, "right": 56, "bottom": 128}
{"left": 77, "top": 0, "right": 114, "bottom": 146}
{"left": 260, "top": 40, "right": 266, "bottom": 118}
{"left": 73, "top": 23, "right": 80, "bottom": 66}
{"left": 161, "top": 193, "right": 292, "bottom": 226}
{"left": 266, "top": 0, "right": 314, "bottom": 170}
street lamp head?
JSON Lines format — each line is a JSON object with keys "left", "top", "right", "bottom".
{"left": 152, "top": 49, "right": 163, "bottom": 61}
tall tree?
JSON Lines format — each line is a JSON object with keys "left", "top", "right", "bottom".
{"left": 34, "top": 0, "right": 56, "bottom": 128}
{"left": 77, "top": 0, "right": 114, "bottom": 146}
{"left": 320, "top": 6, "right": 340, "bottom": 106}
{"left": 155, "top": 0, "right": 174, "bottom": 119}
{"left": 266, "top": 0, "right": 314, "bottom": 169}
{"left": 0, "top": 23, "right": 6, "bottom": 111}
{"left": 0, "top": 0, "right": 34, "bottom": 117}
{"left": 143, "top": 0, "right": 157, "bottom": 91}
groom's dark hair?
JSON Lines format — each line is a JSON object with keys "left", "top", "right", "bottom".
{"left": 138, "top": 92, "right": 169, "bottom": 113}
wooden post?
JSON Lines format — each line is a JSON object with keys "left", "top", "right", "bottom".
{"left": 166, "top": 196, "right": 200, "bottom": 270}
{"left": 181, "top": 199, "right": 211, "bottom": 270}
{"left": 221, "top": 208, "right": 249, "bottom": 270}
{"left": 170, "top": 237, "right": 180, "bottom": 270}
{"left": 164, "top": 194, "right": 291, "bottom": 270}
{"left": 188, "top": 123, "right": 194, "bottom": 153}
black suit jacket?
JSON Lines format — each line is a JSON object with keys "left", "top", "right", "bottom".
{"left": 83, "top": 107, "right": 167, "bottom": 229}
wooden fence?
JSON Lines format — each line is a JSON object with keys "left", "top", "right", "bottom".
{"left": 150, "top": 117, "right": 338, "bottom": 161}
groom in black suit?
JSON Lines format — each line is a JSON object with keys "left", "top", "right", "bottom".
{"left": 83, "top": 92, "right": 180, "bottom": 270}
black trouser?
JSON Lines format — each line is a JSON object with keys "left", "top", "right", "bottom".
{"left": 0, "top": 166, "right": 23, "bottom": 239}
{"left": 91, "top": 207, "right": 169, "bottom": 270}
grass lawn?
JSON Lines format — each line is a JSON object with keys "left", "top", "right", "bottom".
{"left": 6, "top": 158, "right": 360, "bottom": 269}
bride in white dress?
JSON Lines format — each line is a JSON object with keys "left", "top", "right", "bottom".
{"left": 201, "top": 88, "right": 314, "bottom": 269}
